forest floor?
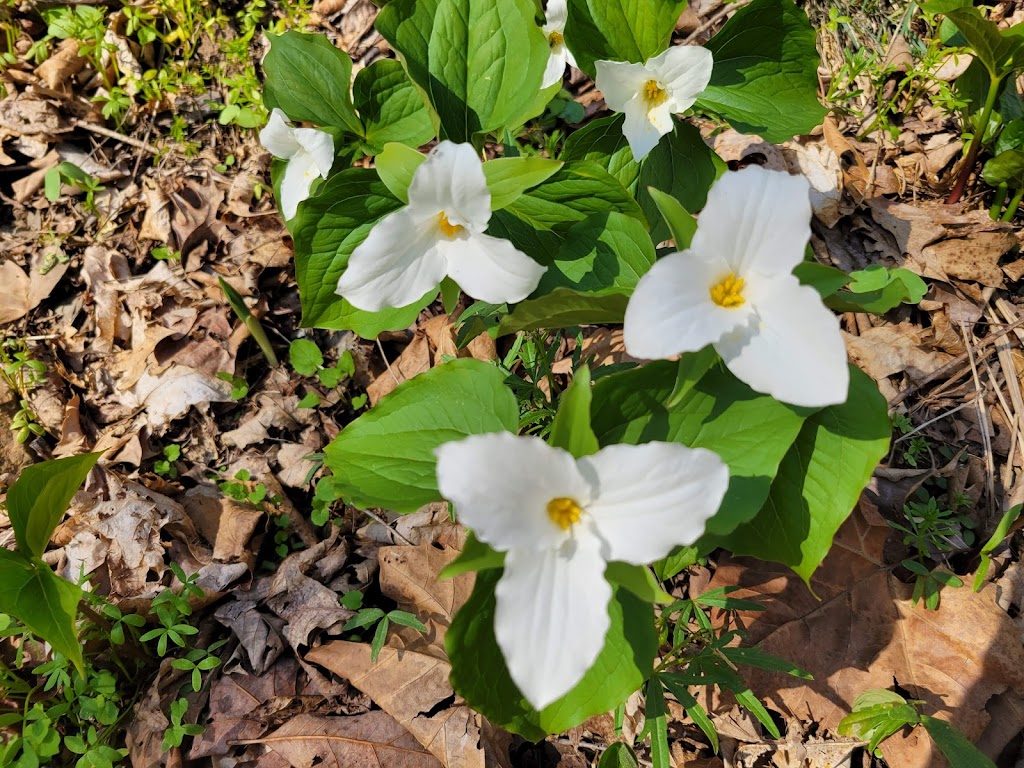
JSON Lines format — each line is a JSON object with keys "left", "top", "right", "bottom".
{"left": 2, "top": 0, "right": 1024, "bottom": 766}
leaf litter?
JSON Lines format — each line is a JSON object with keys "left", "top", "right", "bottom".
{"left": 3, "top": 0, "right": 1024, "bottom": 766}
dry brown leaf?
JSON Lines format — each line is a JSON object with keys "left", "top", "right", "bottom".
{"left": 782, "top": 139, "right": 845, "bottom": 227}
{"left": 183, "top": 485, "right": 262, "bottom": 563}
{"left": 706, "top": 507, "right": 1024, "bottom": 768}
{"left": 130, "top": 364, "right": 233, "bottom": 431}
{"left": 0, "top": 261, "right": 31, "bottom": 325}
{"left": 257, "top": 711, "right": 442, "bottom": 768}
{"left": 35, "top": 37, "right": 86, "bottom": 89}
{"left": 307, "top": 642, "right": 484, "bottom": 768}
{"left": 843, "top": 324, "right": 954, "bottom": 393}
{"left": 378, "top": 543, "right": 475, "bottom": 653}
{"left": 867, "top": 198, "right": 1015, "bottom": 287}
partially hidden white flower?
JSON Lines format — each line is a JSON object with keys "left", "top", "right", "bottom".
{"left": 337, "top": 141, "right": 547, "bottom": 311}
{"left": 435, "top": 432, "right": 728, "bottom": 710}
{"left": 541, "top": 0, "right": 578, "bottom": 89}
{"left": 623, "top": 166, "right": 850, "bottom": 408}
{"left": 595, "top": 46, "right": 714, "bottom": 162}
{"left": 259, "top": 107, "right": 335, "bottom": 220}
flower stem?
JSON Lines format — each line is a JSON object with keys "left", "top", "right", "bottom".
{"left": 990, "top": 182, "right": 1008, "bottom": 219}
{"left": 1001, "top": 186, "right": 1024, "bottom": 221}
{"left": 947, "top": 74, "right": 1004, "bottom": 205}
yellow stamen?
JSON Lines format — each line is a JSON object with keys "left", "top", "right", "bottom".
{"left": 547, "top": 497, "right": 582, "bottom": 531}
{"left": 642, "top": 79, "right": 669, "bottom": 109}
{"left": 710, "top": 273, "right": 746, "bottom": 308}
{"left": 438, "top": 212, "right": 464, "bottom": 238}
{"left": 548, "top": 30, "right": 564, "bottom": 48}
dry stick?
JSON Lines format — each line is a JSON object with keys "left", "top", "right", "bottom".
{"left": 681, "top": 0, "right": 752, "bottom": 43}
{"left": 70, "top": 117, "right": 160, "bottom": 155}
{"left": 892, "top": 398, "right": 977, "bottom": 445}
{"left": 360, "top": 508, "right": 415, "bottom": 546}
{"left": 376, "top": 337, "right": 402, "bottom": 387}
{"left": 986, "top": 305, "right": 1024, "bottom": 477}
{"left": 961, "top": 322, "right": 998, "bottom": 521}
{"left": 982, "top": 357, "right": 1021, "bottom": 491}
{"left": 889, "top": 314, "right": 1024, "bottom": 406}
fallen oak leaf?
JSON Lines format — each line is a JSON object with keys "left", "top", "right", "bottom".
{"left": 248, "top": 711, "right": 442, "bottom": 768}
{"left": 706, "top": 506, "right": 1024, "bottom": 768}
{"left": 306, "top": 641, "right": 485, "bottom": 768}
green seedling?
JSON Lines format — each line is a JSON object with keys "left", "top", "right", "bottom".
{"left": 44, "top": 162, "right": 105, "bottom": 210}
{"left": 219, "top": 277, "right": 279, "bottom": 367}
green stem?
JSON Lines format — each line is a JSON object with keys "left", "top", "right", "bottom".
{"left": 947, "top": 74, "right": 1004, "bottom": 205}
{"left": 990, "top": 182, "right": 1008, "bottom": 219}
{"left": 1001, "top": 186, "right": 1024, "bottom": 221}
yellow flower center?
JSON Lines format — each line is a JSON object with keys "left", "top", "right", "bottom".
{"left": 547, "top": 497, "right": 582, "bottom": 531}
{"left": 709, "top": 273, "right": 746, "bottom": 308}
{"left": 548, "top": 30, "right": 564, "bottom": 48}
{"left": 438, "top": 212, "right": 464, "bottom": 238}
{"left": 642, "top": 79, "right": 669, "bottom": 110}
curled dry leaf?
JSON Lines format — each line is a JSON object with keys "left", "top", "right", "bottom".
{"left": 706, "top": 506, "right": 1024, "bottom": 768}
{"left": 259, "top": 711, "right": 442, "bottom": 768}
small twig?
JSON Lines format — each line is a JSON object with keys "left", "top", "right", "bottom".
{"left": 892, "top": 398, "right": 977, "bottom": 444}
{"left": 70, "top": 117, "right": 160, "bottom": 155}
{"left": 682, "top": 0, "right": 752, "bottom": 43}
{"left": 376, "top": 338, "right": 402, "bottom": 387}
{"left": 359, "top": 508, "right": 416, "bottom": 546}
{"left": 889, "top": 314, "right": 1024, "bottom": 406}
{"left": 960, "top": 322, "right": 998, "bottom": 520}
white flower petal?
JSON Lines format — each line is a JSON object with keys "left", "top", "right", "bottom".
{"left": 623, "top": 250, "right": 752, "bottom": 360}
{"left": 594, "top": 59, "right": 649, "bottom": 113}
{"left": 495, "top": 538, "right": 612, "bottom": 710}
{"left": 693, "top": 166, "right": 812, "bottom": 277}
{"left": 580, "top": 443, "right": 729, "bottom": 564}
{"left": 435, "top": 432, "right": 591, "bottom": 551}
{"left": 293, "top": 127, "right": 335, "bottom": 178}
{"left": 622, "top": 95, "right": 669, "bottom": 162}
{"left": 335, "top": 208, "right": 447, "bottom": 310}
{"left": 648, "top": 45, "right": 714, "bottom": 114}
{"left": 564, "top": 46, "right": 578, "bottom": 71}
{"left": 440, "top": 232, "right": 547, "bottom": 304}
{"left": 717, "top": 274, "right": 849, "bottom": 407}
{"left": 279, "top": 151, "right": 319, "bottom": 220}
{"left": 542, "top": 47, "right": 569, "bottom": 89}
{"left": 407, "top": 141, "right": 492, "bottom": 232}
{"left": 259, "top": 108, "right": 300, "bottom": 159}
{"left": 544, "top": 0, "right": 568, "bottom": 28}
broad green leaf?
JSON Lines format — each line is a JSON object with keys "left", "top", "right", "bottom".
{"left": 376, "top": 0, "right": 550, "bottom": 142}
{"left": 550, "top": 365, "right": 599, "bottom": 458}
{"left": 489, "top": 161, "right": 646, "bottom": 264}
{"left": 291, "top": 167, "right": 434, "bottom": 335}
{"left": 996, "top": 118, "right": 1024, "bottom": 153}
{"left": 605, "top": 562, "right": 672, "bottom": 604}
{"left": 597, "top": 743, "right": 639, "bottom": 768}
{"left": 7, "top": 453, "right": 101, "bottom": 559}
{"left": 497, "top": 288, "right": 630, "bottom": 335}
{"left": 447, "top": 569, "right": 657, "bottom": 739}
{"left": 652, "top": 545, "right": 698, "bottom": 581}
{"left": 921, "top": 716, "right": 997, "bottom": 768}
{"left": 590, "top": 359, "right": 808, "bottom": 538}
{"left": 289, "top": 338, "right": 323, "bottom": 375}
{"left": 536, "top": 212, "right": 655, "bottom": 295}
{"left": 826, "top": 267, "right": 927, "bottom": 314}
{"left": 439, "top": 532, "right": 506, "bottom": 579}
{"left": 483, "top": 157, "right": 564, "bottom": 210}
{"left": 793, "top": 261, "right": 850, "bottom": 298}
{"left": 983, "top": 147, "right": 1024, "bottom": 186}
{"left": 698, "top": 0, "right": 827, "bottom": 142}
{"left": 323, "top": 359, "right": 517, "bottom": 512}
{"left": 713, "top": 367, "right": 890, "bottom": 583}
{"left": 375, "top": 142, "right": 426, "bottom": 203}
{"left": 562, "top": 116, "right": 723, "bottom": 243}
{"left": 931, "top": 3, "right": 1024, "bottom": 78}
{"left": 564, "top": 0, "right": 686, "bottom": 74}
{"left": 0, "top": 550, "right": 83, "bottom": 671}
{"left": 353, "top": 59, "right": 436, "bottom": 154}
{"left": 647, "top": 188, "right": 696, "bottom": 250}
{"left": 263, "top": 31, "right": 363, "bottom": 135}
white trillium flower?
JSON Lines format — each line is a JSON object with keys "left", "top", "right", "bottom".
{"left": 541, "top": 0, "right": 578, "bottom": 90}
{"left": 337, "top": 141, "right": 547, "bottom": 312}
{"left": 259, "top": 107, "right": 334, "bottom": 221}
{"left": 435, "top": 432, "right": 729, "bottom": 710}
{"left": 623, "top": 166, "right": 850, "bottom": 408}
{"left": 595, "top": 46, "right": 714, "bottom": 162}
